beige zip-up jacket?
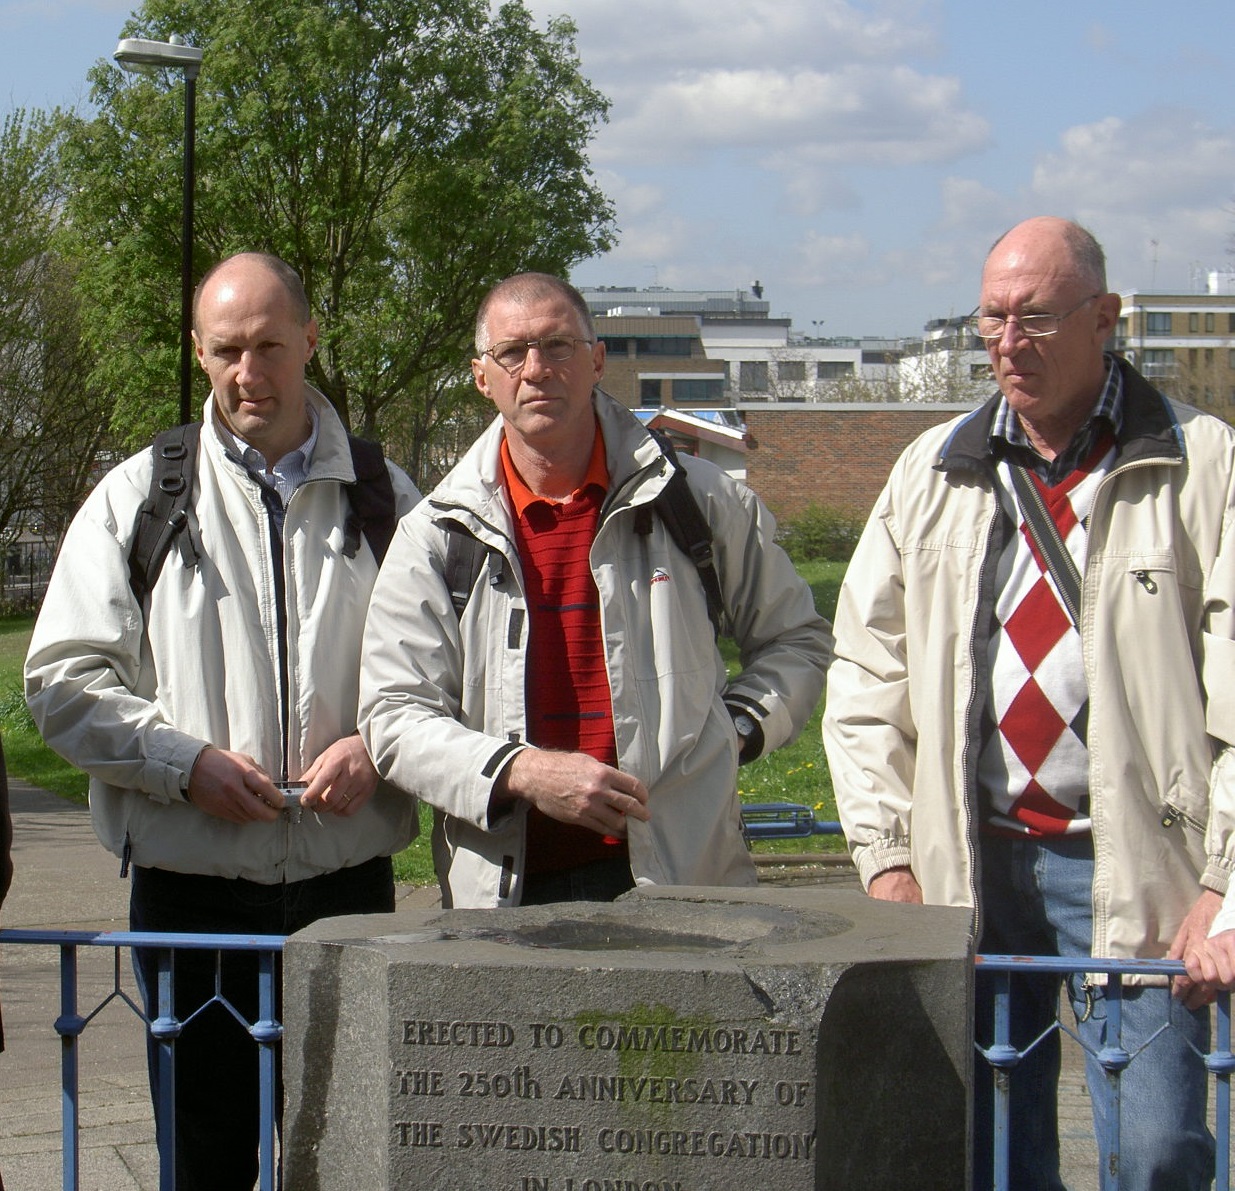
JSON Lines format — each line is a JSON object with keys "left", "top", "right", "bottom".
{"left": 360, "top": 390, "right": 832, "bottom": 908}
{"left": 824, "top": 361, "right": 1235, "bottom": 960}
{"left": 25, "top": 389, "right": 421, "bottom": 884}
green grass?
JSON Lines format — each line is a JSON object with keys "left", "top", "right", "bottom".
{"left": 0, "top": 617, "right": 89, "bottom": 801}
{"left": 729, "top": 559, "right": 845, "bottom": 857}
{"left": 3, "top": 558, "right": 847, "bottom": 886}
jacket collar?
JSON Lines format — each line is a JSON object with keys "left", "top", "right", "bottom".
{"left": 933, "top": 358, "right": 1184, "bottom": 479}
{"left": 203, "top": 384, "right": 357, "bottom": 485}
{"left": 430, "top": 387, "right": 669, "bottom": 525}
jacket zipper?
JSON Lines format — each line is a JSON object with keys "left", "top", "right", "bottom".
{"left": 962, "top": 501, "right": 1004, "bottom": 940}
{"left": 1160, "top": 803, "right": 1205, "bottom": 834}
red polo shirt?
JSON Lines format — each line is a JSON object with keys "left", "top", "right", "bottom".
{"left": 501, "top": 425, "right": 626, "bottom": 875}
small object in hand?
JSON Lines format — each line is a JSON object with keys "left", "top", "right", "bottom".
{"left": 274, "top": 781, "right": 308, "bottom": 808}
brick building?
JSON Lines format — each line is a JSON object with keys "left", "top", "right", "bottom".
{"left": 738, "top": 402, "right": 976, "bottom": 524}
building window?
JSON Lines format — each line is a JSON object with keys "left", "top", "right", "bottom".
{"left": 1146, "top": 313, "right": 1172, "bottom": 336}
{"left": 599, "top": 336, "right": 695, "bottom": 358}
{"left": 1229, "top": 314, "right": 1235, "bottom": 334}
{"left": 1189, "top": 313, "right": 1199, "bottom": 333}
{"left": 1228, "top": 349, "right": 1235, "bottom": 370}
{"left": 816, "top": 361, "right": 855, "bottom": 380}
{"left": 640, "top": 378, "right": 662, "bottom": 406}
{"left": 636, "top": 337, "right": 694, "bottom": 357}
{"left": 739, "top": 361, "right": 768, "bottom": 392}
{"left": 1206, "top": 313, "right": 1216, "bottom": 333}
{"left": 1142, "top": 348, "right": 1175, "bottom": 378}
{"left": 671, "top": 378, "right": 724, "bottom": 404}
{"left": 1189, "top": 349, "right": 1198, "bottom": 368}
{"left": 778, "top": 361, "right": 806, "bottom": 382}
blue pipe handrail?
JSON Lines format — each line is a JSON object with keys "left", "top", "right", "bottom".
{"left": 740, "top": 801, "right": 842, "bottom": 840}
{"left": 1, "top": 928, "right": 284, "bottom": 1191}
{"left": 2, "top": 929, "right": 1231, "bottom": 1191}
{"left": 977, "top": 955, "right": 1233, "bottom": 1191}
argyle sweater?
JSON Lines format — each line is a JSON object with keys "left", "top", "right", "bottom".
{"left": 978, "top": 432, "right": 1116, "bottom": 836}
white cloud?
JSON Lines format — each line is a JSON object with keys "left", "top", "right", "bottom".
{"left": 1032, "top": 112, "right": 1234, "bottom": 212}
{"left": 535, "top": 0, "right": 935, "bottom": 76}
{"left": 591, "top": 169, "right": 664, "bottom": 221}
{"left": 788, "top": 230, "right": 881, "bottom": 288}
{"left": 547, "top": 0, "right": 1235, "bottom": 336}
{"left": 596, "top": 65, "right": 988, "bottom": 168}
{"left": 1028, "top": 110, "right": 1235, "bottom": 289}
{"left": 779, "top": 166, "right": 863, "bottom": 218}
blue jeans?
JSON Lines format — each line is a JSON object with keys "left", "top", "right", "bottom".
{"left": 131, "top": 857, "right": 395, "bottom": 1191}
{"left": 974, "top": 833, "right": 1214, "bottom": 1191}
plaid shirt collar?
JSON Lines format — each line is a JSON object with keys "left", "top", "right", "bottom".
{"left": 991, "top": 353, "right": 1123, "bottom": 484}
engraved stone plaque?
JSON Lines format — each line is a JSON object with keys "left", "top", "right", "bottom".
{"left": 283, "top": 885, "right": 971, "bottom": 1190}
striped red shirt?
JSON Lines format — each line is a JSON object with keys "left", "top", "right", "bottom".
{"left": 501, "top": 428, "right": 625, "bottom": 875}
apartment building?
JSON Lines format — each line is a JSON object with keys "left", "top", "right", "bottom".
{"left": 579, "top": 285, "right": 892, "bottom": 407}
{"left": 1117, "top": 273, "right": 1235, "bottom": 422}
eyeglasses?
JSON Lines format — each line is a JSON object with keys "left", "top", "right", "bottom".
{"left": 482, "top": 336, "right": 593, "bottom": 375}
{"left": 969, "top": 294, "right": 1101, "bottom": 341}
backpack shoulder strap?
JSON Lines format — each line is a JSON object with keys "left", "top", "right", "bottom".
{"left": 442, "top": 519, "right": 499, "bottom": 619}
{"left": 128, "top": 421, "right": 203, "bottom": 604}
{"left": 645, "top": 427, "right": 725, "bottom": 638}
{"left": 342, "top": 434, "right": 398, "bottom": 565}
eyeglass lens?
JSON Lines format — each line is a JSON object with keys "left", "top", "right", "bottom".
{"left": 491, "top": 337, "right": 582, "bottom": 368}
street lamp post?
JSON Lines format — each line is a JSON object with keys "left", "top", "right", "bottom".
{"left": 113, "top": 36, "right": 204, "bottom": 426}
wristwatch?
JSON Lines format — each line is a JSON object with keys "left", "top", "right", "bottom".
{"left": 731, "top": 711, "right": 760, "bottom": 762}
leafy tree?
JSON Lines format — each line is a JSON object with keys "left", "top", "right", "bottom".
{"left": 61, "top": 0, "right": 615, "bottom": 479}
{"left": 0, "top": 110, "right": 109, "bottom": 590}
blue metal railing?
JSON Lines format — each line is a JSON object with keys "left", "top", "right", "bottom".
{"left": 0, "top": 928, "right": 284, "bottom": 1191}
{"left": 740, "top": 801, "right": 842, "bottom": 840}
{"left": 2, "top": 929, "right": 1232, "bottom": 1191}
{"left": 978, "top": 955, "right": 1233, "bottom": 1191}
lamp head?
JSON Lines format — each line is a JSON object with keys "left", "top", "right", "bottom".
{"left": 114, "top": 37, "right": 203, "bottom": 78}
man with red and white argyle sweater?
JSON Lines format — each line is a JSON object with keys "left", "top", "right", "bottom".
{"left": 825, "top": 216, "right": 1235, "bottom": 1191}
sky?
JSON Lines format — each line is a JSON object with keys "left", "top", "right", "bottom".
{"left": 3, "top": 0, "right": 1233, "bottom": 339}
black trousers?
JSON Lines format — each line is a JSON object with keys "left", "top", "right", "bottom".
{"left": 130, "top": 856, "right": 394, "bottom": 1191}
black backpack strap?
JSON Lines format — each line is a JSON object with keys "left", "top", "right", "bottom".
{"left": 442, "top": 520, "right": 502, "bottom": 619}
{"left": 342, "top": 435, "right": 398, "bottom": 565}
{"left": 128, "top": 422, "right": 203, "bottom": 604}
{"left": 644, "top": 428, "right": 725, "bottom": 638}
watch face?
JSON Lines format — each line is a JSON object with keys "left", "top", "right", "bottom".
{"left": 733, "top": 713, "right": 757, "bottom": 739}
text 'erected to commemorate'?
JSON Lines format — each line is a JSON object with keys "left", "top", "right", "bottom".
{"left": 393, "top": 1014, "right": 817, "bottom": 1189}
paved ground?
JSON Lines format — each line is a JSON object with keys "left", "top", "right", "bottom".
{"left": 0, "top": 781, "right": 1107, "bottom": 1190}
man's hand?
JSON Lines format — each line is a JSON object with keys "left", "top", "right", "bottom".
{"left": 493, "top": 749, "right": 650, "bottom": 838}
{"left": 300, "top": 735, "right": 380, "bottom": 817}
{"left": 867, "top": 866, "right": 924, "bottom": 904}
{"left": 1181, "top": 927, "right": 1235, "bottom": 993}
{"left": 185, "top": 748, "right": 282, "bottom": 824}
{"left": 1168, "top": 889, "right": 1225, "bottom": 1008}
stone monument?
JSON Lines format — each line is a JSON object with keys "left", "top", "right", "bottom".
{"left": 283, "top": 885, "right": 971, "bottom": 1190}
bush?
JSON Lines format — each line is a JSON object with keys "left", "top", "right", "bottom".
{"left": 778, "top": 504, "right": 863, "bottom": 563}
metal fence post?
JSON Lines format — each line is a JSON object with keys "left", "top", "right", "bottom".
{"left": 977, "top": 969, "right": 1020, "bottom": 1191}
{"left": 252, "top": 949, "right": 282, "bottom": 1191}
{"left": 148, "top": 947, "right": 181, "bottom": 1191}
{"left": 52, "top": 943, "right": 84, "bottom": 1191}
{"left": 1093, "top": 974, "right": 1129, "bottom": 1191}
{"left": 1210, "top": 995, "right": 1235, "bottom": 1191}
